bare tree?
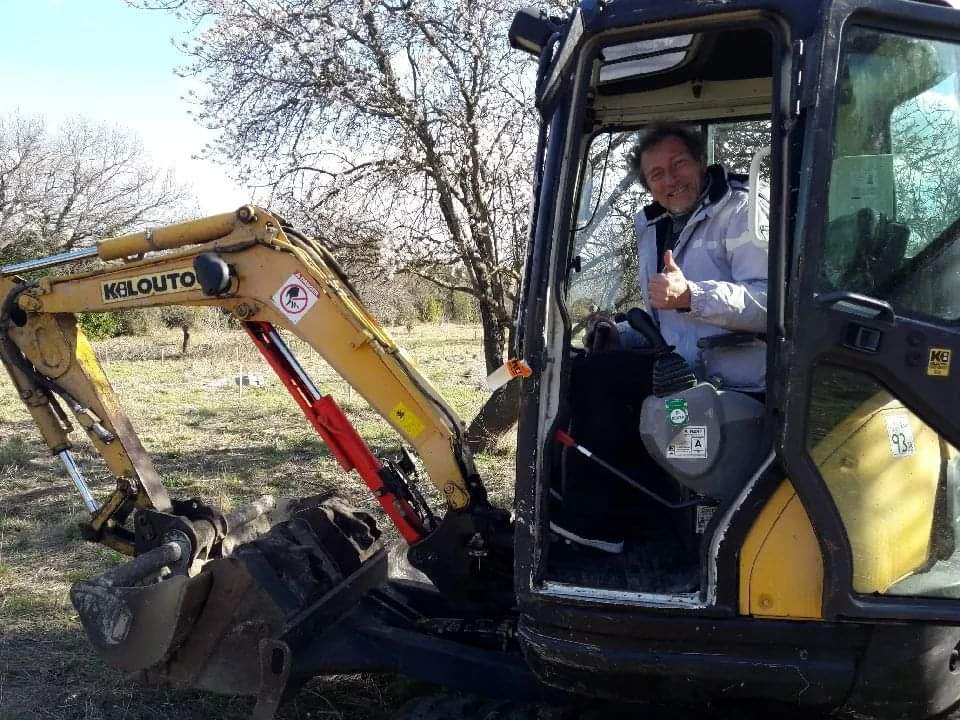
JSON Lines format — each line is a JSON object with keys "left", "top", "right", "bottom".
{"left": 0, "top": 112, "right": 192, "bottom": 263}
{"left": 160, "top": 306, "right": 199, "bottom": 355}
{"left": 134, "top": 0, "right": 537, "bottom": 382}
{"left": 713, "top": 120, "right": 770, "bottom": 177}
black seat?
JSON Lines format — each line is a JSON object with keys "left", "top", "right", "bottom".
{"left": 557, "top": 350, "right": 691, "bottom": 542}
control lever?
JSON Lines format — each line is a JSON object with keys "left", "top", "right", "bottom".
{"left": 625, "top": 307, "right": 669, "bottom": 351}
{"left": 624, "top": 307, "right": 696, "bottom": 396}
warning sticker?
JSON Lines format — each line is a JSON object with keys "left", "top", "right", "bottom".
{"left": 390, "top": 402, "right": 426, "bottom": 439}
{"left": 695, "top": 505, "right": 717, "bottom": 534}
{"left": 272, "top": 272, "right": 320, "bottom": 325}
{"left": 928, "top": 348, "right": 952, "bottom": 377}
{"left": 884, "top": 414, "right": 916, "bottom": 458}
{"left": 667, "top": 426, "right": 707, "bottom": 459}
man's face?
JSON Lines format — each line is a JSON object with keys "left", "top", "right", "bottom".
{"left": 640, "top": 135, "right": 706, "bottom": 215}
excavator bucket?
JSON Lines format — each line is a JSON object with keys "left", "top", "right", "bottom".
{"left": 70, "top": 495, "right": 388, "bottom": 713}
{"left": 72, "top": 567, "right": 214, "bottom": 672}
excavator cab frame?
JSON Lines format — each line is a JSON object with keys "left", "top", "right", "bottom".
{"left": 511, "top": 0, "right": 960, "bottom": 714}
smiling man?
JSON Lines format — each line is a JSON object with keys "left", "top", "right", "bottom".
{"left": 622, "top": 122, "right": 770, "bottom": 392}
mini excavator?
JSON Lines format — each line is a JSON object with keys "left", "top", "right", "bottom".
{"left": 6, "top": 1, "right": 960, "bottom": 718}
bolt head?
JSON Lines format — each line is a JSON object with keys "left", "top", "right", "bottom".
{"left": 236, "top": 205, "right": 257, "bottom": 223}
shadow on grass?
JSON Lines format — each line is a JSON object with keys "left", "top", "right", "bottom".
{"left": 0, "top": 428, "right": 53, "bottom": 474}
{"left": 144, "top": 436, "right": 417, "bottom": 489}
{"left": 0, "top": 619, "right": 850, "bottom": 720}
{"left": 0, "top": 623, "right": 434, "bottom": 720}
{"left": 0, "top": 417, "right": 370, "bottom": 486}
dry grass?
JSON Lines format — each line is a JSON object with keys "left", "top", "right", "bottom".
{"left": 0, "top": 323, "right": 515, "bottom": 720}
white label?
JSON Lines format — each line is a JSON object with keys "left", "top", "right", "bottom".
{"left": 666, "top": 426, "right": 707, "bottom": 459}
{"left": 695, "top": 505, "right": 717, "bottom": 534}
{"left": 272, "top": 272, "right": 320, "bottom": 325}
{"left": 885, "top": 414, "right": 915, "bottom": 457}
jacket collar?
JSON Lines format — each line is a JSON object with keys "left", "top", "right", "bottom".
{"left": 642, "top": 164, "right": 738, "bottom": 226}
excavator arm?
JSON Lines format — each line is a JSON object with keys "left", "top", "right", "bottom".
{"left": 1, "top": 205, "right": 478, "bottom": 519}
{"left": 0, "top": 207, "right": 517, "bottom": 713}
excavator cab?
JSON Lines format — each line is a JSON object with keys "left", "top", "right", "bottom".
{"left": 510, "top": 0, "right": 960, "bottom": 715}
{"left": 518, "top": 4, "right": 780, "bottom": 598}
{"left": 7, "top": 0, "right": 960, "bottom": 718}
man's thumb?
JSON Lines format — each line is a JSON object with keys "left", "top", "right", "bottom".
{"left": 664, "top": 250, "right": 680, "bottom": 271}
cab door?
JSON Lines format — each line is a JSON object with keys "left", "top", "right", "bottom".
{"left": 780, "top": 0, "right": 960, "bottom": 621}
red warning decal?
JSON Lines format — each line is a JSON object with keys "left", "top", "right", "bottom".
{"left": 272, "top": 272, "right": 319, "bottom": 324}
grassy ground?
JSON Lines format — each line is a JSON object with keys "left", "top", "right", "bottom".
{"left": 0, "top": 322, "right": 516, "bottom": 720}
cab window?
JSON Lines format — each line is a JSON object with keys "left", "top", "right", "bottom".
{"left": 566, "top": 121, "right": 770, "bottom": 346}
{"left": 820, "top": 26, "right": 960, "bottom": 321}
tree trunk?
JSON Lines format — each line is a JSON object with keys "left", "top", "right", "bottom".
{"left": 477, "top": 300, "right": 506, "bottom": 376}
{"left": 466, "top": 379, "right": 521, "bottom": 454}
{"left": 180, "top": 326, "right": 190, "bottom": 356}
{"left": 468, "top": 302, "right": 521, "bottom": 453}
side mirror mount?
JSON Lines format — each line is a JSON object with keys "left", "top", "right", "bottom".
{"left": 509, "top": 7, "right": 561, "bottom": 56}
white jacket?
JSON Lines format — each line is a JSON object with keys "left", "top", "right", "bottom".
{"left": 635, "top": 164, "right": 769, "bottom": 391}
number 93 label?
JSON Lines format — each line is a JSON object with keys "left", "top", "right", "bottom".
{"left": 884, "top": 414, "right": 916, "bottom": 458}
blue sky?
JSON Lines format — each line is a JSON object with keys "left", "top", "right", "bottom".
{"left": 1, "top": 0, "right": 249, "bottom": 214}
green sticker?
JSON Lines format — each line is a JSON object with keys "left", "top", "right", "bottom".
{"left": 666, "top": 398, "right": 689, "bottom": 427}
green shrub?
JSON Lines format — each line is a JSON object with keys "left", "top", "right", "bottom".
{"left": 117, "top": 309, "right": 158, "bottom": 336}
{"left": 77, "top": 312, "right": 124, "bottom": 339}
{"left": 419, "top": 297, "right": 445, "bottom": 323}
{"left": 77, "top": 309, "right": 157, "bottom": 338}
{"left": 450, "top": 291, "right": 479, "bottom": 323}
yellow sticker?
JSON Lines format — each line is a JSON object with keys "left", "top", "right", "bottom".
{"left": 928, "top": 348, "right": 952, "bottom": 377}
{"left": 390, "top": 402, "right": 425, "bottom": 439}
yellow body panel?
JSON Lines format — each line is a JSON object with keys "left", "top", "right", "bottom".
{"left": 814, "top": 393, "right": 942, "bottom": 594}
{"left": 1, "top": 304, "right": 173, "bottom": 515}
{"left": 740, "top": 391, "right": 949, "bottom": 616}
{"left": 739, "top": 480, "right": 823, "bottom": 619}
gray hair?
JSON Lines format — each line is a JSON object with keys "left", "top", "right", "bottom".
{"left": 627, "top": 122, "right": 706, "bottom": 188}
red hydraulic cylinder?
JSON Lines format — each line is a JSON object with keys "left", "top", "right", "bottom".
{"left": 243, "top": 321, "right": 426, "bottom": 543}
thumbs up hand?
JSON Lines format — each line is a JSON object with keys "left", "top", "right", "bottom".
{"left": 649, "top": 250, "right": 692, "bottom": 310}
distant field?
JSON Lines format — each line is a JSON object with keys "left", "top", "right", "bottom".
{"left": 0, "top": 322, "right": 516, "bottom": 720}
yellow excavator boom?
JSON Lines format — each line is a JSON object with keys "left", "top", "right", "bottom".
{"left": 0, "top": 206, "right": 478, "bottom": 553}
